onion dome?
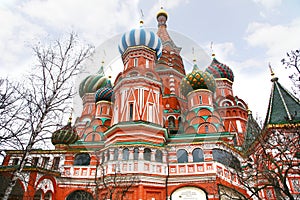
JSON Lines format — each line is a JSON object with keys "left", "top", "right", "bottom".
{"left": 180, "top": 66, "right": 216, "bottom": 96}
{"left": 95, "top": 80, "right": 114, "bottom": 102}
{"left": 118, "top": 25, "right": 163, "bottom": 59}
{"left": 156, "top": 7, "right": 168, "bottom": 26}
{"left": 205, "top": 57, "right": 234, "bottom": 82}
{"left": 157, "top": 7, "right": 168, "bottom": 19}
{"left": 79, "top": 66, "right": 111, "bottom": 98}
{"left": 51, "top": 118, "right": 78, "bottom": 145}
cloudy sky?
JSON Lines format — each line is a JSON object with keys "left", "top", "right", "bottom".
{"left": 1, "top": 0, "right": 300, "bottom": 123}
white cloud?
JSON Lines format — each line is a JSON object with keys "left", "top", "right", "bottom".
{"left": 0, "top": 6, "right": 46, "bottom": 78}
{"left": 0, "top": 0, "right": 143, "bottom": 78}
{"left": 245, "top": 18, "right": 300, "bottom": 57}
{"left": 253, "top": 0, "right": 282, "bottom": 10}
{"left": 211, "top": 42, "right": 236, "bottom": 61}
{"left": 19, "top": 0, "right": 140, "bottom": 44}
{"left": 253, "top": 0, "right": 282, "bottom": 17}
{"left": 245, "top": 18, "right": 300, "bottom": 90}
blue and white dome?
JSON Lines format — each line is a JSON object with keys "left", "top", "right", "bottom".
{"left": 118, "top": 27, "right": 163, "bottom": 59}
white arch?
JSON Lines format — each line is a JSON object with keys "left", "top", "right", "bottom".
{"left": 171, "top": 186, "right": 207, "bottom": 200}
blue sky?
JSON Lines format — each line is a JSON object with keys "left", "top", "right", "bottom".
{"left": 1, "top": 0, "right": 300, "bottom": 122}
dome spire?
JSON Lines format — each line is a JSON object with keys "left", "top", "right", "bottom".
{"left": 97, "top": 60, "right": 105, "bottom": 76}
{"left": 139, "top": 9, "right": 144, "bottom": 27}
{"left": 192, "top": 47, "right": 199, "bottom": 71}
{"left": 210, "top": 41, "right": 215, "bottom": 58}
{"left": 269, "top": 63, "right": 278, "bottom": 82}
{"left": 68, "top": 109, "right": 73, "bottom": 124}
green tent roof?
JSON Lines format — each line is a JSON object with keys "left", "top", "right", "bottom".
{"left": 264, "top": 77, "right": 300, "bottom": 127}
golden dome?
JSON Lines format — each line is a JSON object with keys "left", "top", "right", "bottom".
{"left": 156, "top": 7, "right": 168, "bottom": 20}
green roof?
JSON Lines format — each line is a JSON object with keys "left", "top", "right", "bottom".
{"left": 244, "top": 111, "right": 261, "bottom": 150}
{"left": 264, "top": 77, "right": 300, "bottom": 127}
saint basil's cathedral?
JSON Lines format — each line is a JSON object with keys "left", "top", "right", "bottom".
{"left": 1, "top": 8, "right": 300, "bottom": 200}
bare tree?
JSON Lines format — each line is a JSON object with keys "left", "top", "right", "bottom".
{"left": 281, "top": 49, "right": 300, "bottom": 96}
{"left": 237, "top": 126, "right": 300, "bottom": 200}
{"left": 0, "top": 79, "right": 28, "bottom": 151}
{"left": 92, "top": 155, "right": 137, "bottom": 200}
{"left": 1, "top": 33, "right": 94, "bottom": 200}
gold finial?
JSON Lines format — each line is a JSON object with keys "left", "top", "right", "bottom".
{"left": 268, "top": 63, "right": 278, "bottom": 82}
{"left": 269, "top": 62, "right": 274, "bottom": 76}
{"left": 192, "top": 47, "right": 196, "bottom": 64}
{"left": 68, "top": 109, "right": 73, "bottom": 124}
{"left": 210, "top": 41, "right": 215, "bottom": 58}
{"left": 140, "top": 9, "right": 144, "bottom": 26}
{"left": 247, "top": 109, "right": 252, "bottom": 115}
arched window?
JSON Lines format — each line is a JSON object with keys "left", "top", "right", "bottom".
{"left": 74, "top": 153, "right": 90, "bottom": 166}
{"left": 192, "top": 148, "right": 204, "bottom": 162}
{"left": 155, "top": 150, "right": 163, "bottom": 162}
{"left": 133, "top": 148, "right": 139, "bottom": 160}
{"left": 144, "top": 148, "right": 151, "bottom": 161}
{"left": 66, "top": 190, "right": 93, "bottom": 200}
{"left": 113, "top": 148, "right": 119, "bottom": 161}
{"left": 177, "top": 149, "right": 188, "bottom": 163}
{"left": 168, "top": 116, "right": 175, "bottom": 128}
{"left": 212, "top": 149, "right": 241, "bottom": 170}
{"left": 205, "top": 125, "right": 209, "bottom": 133}
{"left": 123, "top": 148, "right": 129, "bottom": 160}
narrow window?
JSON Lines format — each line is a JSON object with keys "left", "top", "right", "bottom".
{"left": 41, "top": 157, "right": 49, "bottom": 168}
{"left": 146, "top": 59, "right": 149, "bottom": 68}
{"left": 134, "top": 58, "right": 138, "bottom": 67}
{"left": 12, "top": 158, "right": 19, "bottom": 166}
{"left": 52, "top": 157, "right": 60, "bottom": 170}
{"left": 192, "top": 148, "right": 204, "bottom": 162}
{"left": 168, "top": 116, "right": 175, "bottom": 128}
{"left": 101, "top": 152, "right": 105, "bottom": 163}
{"left": 155, "top": 150, "right": 163, "bottom": 162}
{"left": 123, "top": 148, "right": 129, "bottom": 160}
{"left": 133, "top": 148, "right": 139, "bottom": 160}
{"left": 177, "top": 149, "right": 188, "bottom": 163}
{"left": 32, "top": 157, "right": 39, "bottom": 167}
{"left": 221, "top": 89, "right": 225, "bottom": 97}
{"left": 199, "top": 95, "right": 203, "bottom": 104}
{"left": 114, "top": 148, "right": 119, "bottom": 161}
{"left": 107, "top": 150, "right": 111, "bottom": 161}
{"left": 129, "top": 103, "right": 134, "bottom": 121}
{"left": 205, "top": 125, "right": 209, "bottom": 133}
{"left": 144, "top": 148, "right": 151, "bottom": 161}
{"left": 92, "top": 134, "right": 96, "bottom": 141}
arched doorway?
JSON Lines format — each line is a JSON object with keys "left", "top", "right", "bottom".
{"left": 171, "top": 186, "right": 207, "bottom": 200}
{"left": 66, "top": 190, "right": 93, "bottom": 200}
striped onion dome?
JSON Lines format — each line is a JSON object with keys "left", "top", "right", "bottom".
{"left": 205, "top": 57, "right": 234, "bottom": 82}
{"left": 95, "top": 80, "right": 114, "bottom": 102}
{"left": 51, "top": 120, "right": 78, "bottom": 145}
{"left": 180, "top": 65, "right": 216, "bottom": 96}
{"left": 79, "top": 66, "right": 111, "bottom": 98}
{"left": 118, "top": 26, "right": 163, "bottom": 59}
